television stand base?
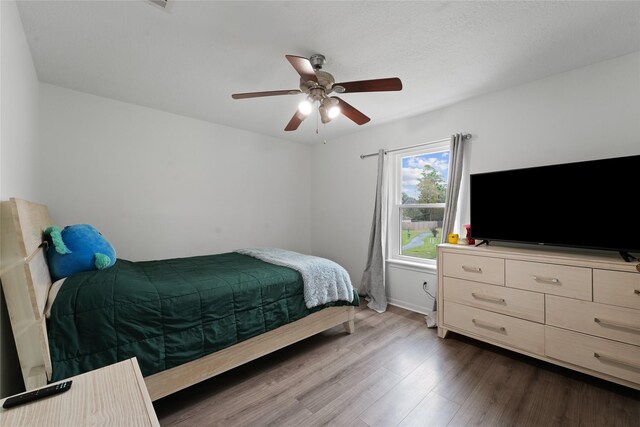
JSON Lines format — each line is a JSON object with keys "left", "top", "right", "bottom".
{"left": 475, "top": 240, "right": 489, "bottom": 247}
{"left": 619, "top": 251, "right": 638, "bottom": 262}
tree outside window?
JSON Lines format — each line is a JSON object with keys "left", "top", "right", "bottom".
{"left": 396, "top": 150, "right": 449, "bottom": 261}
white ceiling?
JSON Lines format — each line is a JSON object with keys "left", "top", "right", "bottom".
{"left": 16, "top": 1, "right": 640, "bottom": 144}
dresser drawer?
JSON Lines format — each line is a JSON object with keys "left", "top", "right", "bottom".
{"left": 593, "top": 270, "right": 640, "bottom": 310}
{"left": 545, "top": 326, "right": 640, "bottom": 384}
{"left": 443, "top": 277, "right": 544, "bottom": 323}
{"left": 506, "top": 260, "right": 592, "bottom": 300}
{"left": 443, "top": 301, "right": 544, "bottom": 355}
{"left": 546, "top": 295, "right": 640, "bottom": 346}
{"left": 442, "top": 253, "right": 504, "bottom": 285}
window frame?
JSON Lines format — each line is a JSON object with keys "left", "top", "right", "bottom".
{"left": 387, "top": 141, "right": 451, "bottom": 267}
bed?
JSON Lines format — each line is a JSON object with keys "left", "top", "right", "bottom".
{"left": 0, "top": 198, "right": 356, "bottom": 400}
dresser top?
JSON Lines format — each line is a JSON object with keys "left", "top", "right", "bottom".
{"left": 438, "top": 243, "right": 639, "bottom": 273}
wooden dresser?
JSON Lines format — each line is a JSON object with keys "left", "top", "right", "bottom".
{"left": 437, "top": 243, "right": 640, "bottom": 390}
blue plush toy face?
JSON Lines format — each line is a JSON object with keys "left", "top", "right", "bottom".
{"left": 45, "top": 224, "right": 116, "bottom": 281}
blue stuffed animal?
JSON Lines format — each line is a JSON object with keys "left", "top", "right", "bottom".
{"left": 44, "top": 224, "right": 116, "bottom": 281}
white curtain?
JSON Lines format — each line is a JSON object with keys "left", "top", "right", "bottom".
{"left": 441, "top": 133, "right": 466, "bottom": 243}
{"left": 359, "top": 149, "right": 388, "bottom": 313}
{"left": 429, "top": 133, "right": 466, "bottom": 323}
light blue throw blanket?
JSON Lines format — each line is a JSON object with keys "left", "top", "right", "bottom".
{"left": 236, "top": 248, "right": 354, "bottom": 309}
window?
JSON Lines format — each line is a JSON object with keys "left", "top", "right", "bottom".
{"left": 388, "top": 142, "right": 450, "bottom": 265}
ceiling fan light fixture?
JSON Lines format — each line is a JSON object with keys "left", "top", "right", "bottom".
{"left": 318, "top": 104, "right": 331, "bottom": 124}
{"left": 326, "top": 98, "right": 340, "bottom": 119}
{"left": 321, "top": 97, "right": 340, "bottom": 120}
{"left": 298, "top": 98, "right": 313, "bottom": 116}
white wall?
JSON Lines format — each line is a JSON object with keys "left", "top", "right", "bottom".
{"left": 1, "top": 1, "right": 40, "bottom": 200}
{"left": 386, "top": 265, "right": 436, "bottom": 315}
{"left": 38, "top": 84, "right": 312, "bottom": 261}
{"left": 311, "top": 52, "right": 640, "bottom": 311}
{"left": 0, "top": 0, "right": 41, "bottom": 397}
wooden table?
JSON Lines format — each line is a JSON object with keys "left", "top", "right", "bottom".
{"left": 0, "top": 358, "right": 159, "bottom": 426}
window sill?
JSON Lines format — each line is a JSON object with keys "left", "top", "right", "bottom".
{"left": 386, "top": 258, "right": 438, "bottom": 273}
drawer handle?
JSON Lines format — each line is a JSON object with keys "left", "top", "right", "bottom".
{"left": 594, "top": 352, "right": 640, "bottom": 371}
{"left": 472, "top": 318, "right": 506, "bottom": 333}
{"left": 532, "top": 275, "right": 560, "bottom": 284}
{"left": 594, "top": 317, "right": 640, "bottom": 333}
{"left": 471, "top": 293, "right": 506, "bottom": 304}
{"left": 462, "top": 265, "right": 482, "bottom": 273}
{"left": 634, "top": 290, "right": 640, "bottom": 295}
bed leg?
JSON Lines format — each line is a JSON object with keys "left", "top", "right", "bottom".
{"left": 343, "top": 319, "right": 355, "bottom": 334}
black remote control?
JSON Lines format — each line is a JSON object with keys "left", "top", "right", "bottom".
{"left": 2, "top": 380, "right": 72, "bottom": 409}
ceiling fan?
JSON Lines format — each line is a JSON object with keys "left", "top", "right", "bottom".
{"left": 231, "top": 54, "right": 402, "bottom": 131}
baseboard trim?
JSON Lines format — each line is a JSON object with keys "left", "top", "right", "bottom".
{"left": 387, "top": 298, "right": 432, "bottom": 315}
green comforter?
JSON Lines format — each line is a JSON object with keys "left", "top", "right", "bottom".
{"left": 48, "top": 252, "right": 358, "bottom": 381}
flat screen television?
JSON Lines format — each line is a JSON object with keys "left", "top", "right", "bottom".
{"left": 469, "top": 154, "right": 640, "bottom": 260}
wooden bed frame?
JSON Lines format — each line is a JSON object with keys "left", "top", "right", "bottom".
{"left": 0, "top": 198, "right": 355, "bottom": 400}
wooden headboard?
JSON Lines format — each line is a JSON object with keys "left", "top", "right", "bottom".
{"left": 1, "top": 198, "right": 53, "bottom": 389}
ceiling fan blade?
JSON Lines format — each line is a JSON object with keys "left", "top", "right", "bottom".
{"left": 333, "top": 97, "right": 370, "bottom": 125}
{"left": 232, "top": 89, "right": 301, "bottom": 99}
{"left": 285, "top": 55, "right": 318, "bottom": 83}
{"left": 284, "top": 110, "right": 306, "bottom": 131}
{"left": 333, "top": 77, "right": 402, "bottom": 93}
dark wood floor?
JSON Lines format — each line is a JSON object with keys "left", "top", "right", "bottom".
{"left": 154, "top": 302, "right": 640, "bottom": 427}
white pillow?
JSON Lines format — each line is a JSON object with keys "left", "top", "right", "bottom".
{"left": 45, "top": 278, "right": 66, "bottom": 319}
